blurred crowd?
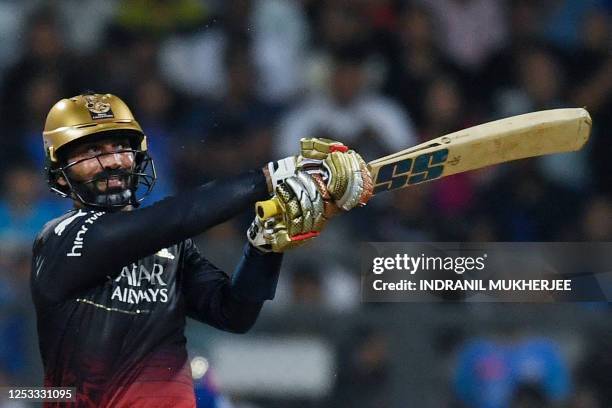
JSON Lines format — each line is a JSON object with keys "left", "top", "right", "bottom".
{"left": 0, "top": 0, "right": 610, "bottom": 407}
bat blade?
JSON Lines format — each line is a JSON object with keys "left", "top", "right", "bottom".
{"left": 368, "top": 108, "right": 592, "bottom": 195}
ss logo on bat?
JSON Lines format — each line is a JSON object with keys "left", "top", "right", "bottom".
{"left": 373, "top": 149, "right": 449, "bottom": 194}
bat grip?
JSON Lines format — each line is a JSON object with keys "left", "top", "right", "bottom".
{"left": 256, "top": 197, "right": 282, "bottom": 219}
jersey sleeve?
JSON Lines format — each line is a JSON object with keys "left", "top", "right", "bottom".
{"left": 32, "top": 170, "right": 270, "bottom": 305}
{"left": 181, "top": 239, "right": 282, "bottom": 333}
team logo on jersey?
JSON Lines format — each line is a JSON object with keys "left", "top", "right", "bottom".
{"left": 156, "top": 248, "right": 175, "bottom": 260}
{"left": 112, "top": 263, "right": 170, "bottom": 304}
{"left": 84, "top": 95, "right": 114, "bottom": 120}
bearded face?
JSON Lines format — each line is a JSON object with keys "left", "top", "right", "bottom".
{"left": 57, "top": 136, "right": 139, "bottom": 209}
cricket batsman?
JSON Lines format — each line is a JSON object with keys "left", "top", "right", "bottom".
{"left": 30, "top": 93, "right": 373, "bottom": 407}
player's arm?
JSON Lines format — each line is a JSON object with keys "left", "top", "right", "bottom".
{"left": 33, "top": 170, "right": 272, "bottom": 304}
{"left": 181, "top": 239, "right": 282, "bottom": 334}
{"left": 33, "top": 139, "right": 371, "bottom": 303}
{"left": 179, "top": 162, "right": 364, "bottom": 332}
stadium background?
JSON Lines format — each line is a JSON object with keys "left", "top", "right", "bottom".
{"left": 0, "top": 0, "right": 611, "bottom": 407}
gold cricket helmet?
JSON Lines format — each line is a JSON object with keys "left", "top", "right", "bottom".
{"left": 43, "top": 93, "right": 147, "bottom": 163}
{"left": 43, "top": 93, "right": 156, "bottom": 209}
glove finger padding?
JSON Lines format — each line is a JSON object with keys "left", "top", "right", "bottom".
{"left": 259, "top": 137, "right": 372, "bottom": 248}
{"left": 277, "top": 172, "right": 325, "bottom": 236}
{"left": 266, "top": 138, "right": 348, "bottom": 193}
{"left": 324, "top": 150, "right": 373, "bottom": 211}
{"left": 300, "top": 138, "right": 348, "bottom": 160}
{"left": 308, "top": 173, "right": 341, "bottom": 221}
{"left": 324, "top": 151, "right": 350, "bottom": 200}
{"left": 248, "top": 171, "right": 326, "bottom": 253}
{"left": 297, "top": 171, "right": 326, "bottom": 232}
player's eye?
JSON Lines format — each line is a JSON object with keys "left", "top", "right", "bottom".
{"left": 86, "top": 146, "right": 101, "bottom": 155}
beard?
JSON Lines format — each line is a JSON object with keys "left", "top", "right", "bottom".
{"left": 76, "top": 168, "right": 135, "bottom": 209}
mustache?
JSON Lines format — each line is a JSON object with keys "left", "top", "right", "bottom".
{"left": 88, "top": 168, "right": 131, "bottom": 183}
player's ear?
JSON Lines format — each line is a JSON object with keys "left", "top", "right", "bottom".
{"left": 57, "top": 175, "right": 67, "bottom": 186}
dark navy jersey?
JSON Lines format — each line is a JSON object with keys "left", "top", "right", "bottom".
{"left": 30, "top": 171, "right": 283, "bottom": 407}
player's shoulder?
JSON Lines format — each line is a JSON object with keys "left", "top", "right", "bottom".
{"left": 34, "top": 209, "right": 104, "bottom": 247}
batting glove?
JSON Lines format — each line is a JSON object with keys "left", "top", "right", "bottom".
{"left": 248, "top": 171, "right": 326, "bottom": 253}
{"left": 265, "top": 138, "right": 373, "bottom": 212}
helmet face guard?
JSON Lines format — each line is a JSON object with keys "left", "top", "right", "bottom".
{"left": 43, "top": 93, "right": 157, "bottom": 210}
{"left": 48, "top": 147, "right": 156, "bottom": 210}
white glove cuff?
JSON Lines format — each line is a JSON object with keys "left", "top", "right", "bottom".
{"left": 268, "top": 157, "right": 297, "bottom": 190}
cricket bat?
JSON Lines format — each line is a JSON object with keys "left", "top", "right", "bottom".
{"left": 256, "top": 108, "right": 591, "bottom": 219}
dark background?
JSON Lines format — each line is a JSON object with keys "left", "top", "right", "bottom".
{"left": 0, "top": 0, "right": 611, "bottom": 407}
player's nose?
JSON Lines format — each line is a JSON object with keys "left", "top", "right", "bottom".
{"left": 98, "top": 145, "right": 123, "bottom": 170}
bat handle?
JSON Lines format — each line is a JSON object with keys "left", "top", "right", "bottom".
{"left": 256, "top": 197, "right": 282, "bottom": 219}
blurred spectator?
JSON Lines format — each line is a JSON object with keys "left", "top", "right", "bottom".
{"left": 159, "top": 20, "right": 228, "bottom": 98}
{"left": 474, "top": 161, "right": 582, "bottom": 240}
{"left": 160, "top": 0, "right": 307, "bottom": 105}
{"left": 312, "top": 1, "right": 373, "bottom": 53}
{"left": 131, "top": 75, "right": 178, "bottom": 203}
{"left": 420, "top": 76, "right": 480, "bottom": 224}
{"left": 274, "top": 258, "right": 360, "bottom": 312}
{"left": 568, "top": 8, "right": 612, "bottom": 195}
{"left": 421, "top": 76, "right": 472, "bottom": 141}
{"left": 384, "top": 3, "right": 467, "bottom": 128}
{"left": 174, "top": 118, "right": 255, "bottom": 192}
{"left": 494, "top": 46, "right": 589, "bottom": 190}
{"left": 574, "top": 331, "right": 612, "bottom": 406}
{"left": 0, "top": 247, "right": 30, "bottom": 385}
{"left": 419, "top": 0, "right": 508, "bottom": 71}
{"left": 18, "top": 74, "right": 64, "bottom": 169}
{"left": 494, "top": 46, "right": 566, "bottom": 116}
{"left": 454, "top": 334, "right": 571, "bottom": 408}
{"left": 331, "top": 326, "right": 391, "bottom": 408}
{"left": 0, "top": 1, "right": 33, "bottom": 78}
{"left": 479, "top": 1, "right": 547, "bottom": 107}
{"left": 116, "top": 0, "right": 208, "bottom": 36}
{"left": 1, "top": 9, "right": 73, "bottom": 130}
{"left": 177, "top": 42, "right": 279, "bottom": 184}
{"left": 368, "top": 185, "right": 438, "bottom": 241}
{"left": 580, "top": 195, "right": 612, "bottom": 240}
{"left": 566, "top": 387, "right": 599, "bottom": 408}
{"left": 0, "top": 165, "right": 67, "bottom": 248}
{"left": 277, "top": 46, "right": 416, "bottom": 161}
{"left": 0, "top": 311, "right": 26, "bottom": 382}
{"left": 193, "top": 362, "right": 234, "bottom": 408}
{"left": 569, "top": 8, "right": 612, "bottom": 111}
{"left": 159, "top": 1, "right": 253, "bottom": 99}
{"left": 305, "top": 1, "right": 391, "bottom": 106}
{"left": 361, "top": 0, "right": 402, "bottom": 66}
{"left": 291, "top": 262, "right": 323, "bottom": 305}
{"left": 55, "top": 0, "right": 118, "bottom": 52}
{"left": 80, "top": 27, "right": 164, "bottom": 98}
{"left": 509, "top": 383, "right": 553, "bottom": 408}
{"left": 251, "top": 0, "right": 309, "bottom": 103}
{"left": 0, "top": 245, "right": 31, "bottom": 297}
{"left": 542, "top": 0, "right": 605, "bottom": 50}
